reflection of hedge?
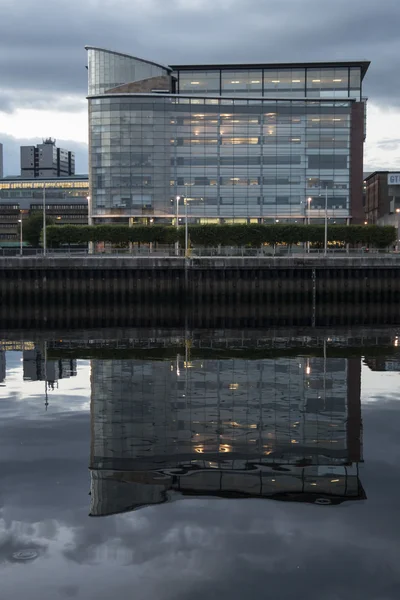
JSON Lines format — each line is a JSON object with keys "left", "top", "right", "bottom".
{"left": 48, "top": 346, "right": 400, "bottom": 361}
{"left": 46, "top": 224, "right": 397, "bottom": 249}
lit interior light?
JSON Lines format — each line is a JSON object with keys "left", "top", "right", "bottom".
{"left": 191, "top": 81, "right": 200, "bottom": 85}
{"left": 394, "top": 337, "right": 399, "bottom": 347}
{"left": 251, "top": 80, "right": 261, "bottom": 84}
{"left": 219, "top": 444, "right": 232, "bottom": 453}
{"left": 194, "top": 446, "right": 204, "bottom": 453}
{"left": 292, "top": 79, "right": 301, "bottom": 83}
{"left": 229, "top": 383, "right": 239, "bottom": 390}
{"left": 310, "top": 483, "right": 317, "bottom": 486}
{"left": 306, "top": 366, "right": 311, "bottom": 375}
{"left": 333, "top": 79, "right": 342, "bottom": 82}
{"left": 271, "top": 80, "right": 280, "bottom": 83}
{"left": 331, "top": 479, "right": 340, "bottom": 483}
{"left": 231, "top": 80, "right": 241, "bottom": 84}
{"left": 312, "top": 79, "right": 321, "bottom": 82}
{"left": 291, "top": 439, "right": 298, "bottom": 444}
{"left": 271, "top": 479, "right": 276, "bottom": 482}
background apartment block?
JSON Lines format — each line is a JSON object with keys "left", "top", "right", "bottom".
{"left": 20, "top": 138, "right": 75, "bottom": 178}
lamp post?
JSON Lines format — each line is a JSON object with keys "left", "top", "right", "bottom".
{"left": 87, "top": 195, "right": 93, "bottom": 254}
{"left": 324, "top": 186, "right": 328, "bottom": 256}
{"left": 307, "top": 197, "right": 312, "bottom": 253}
{"left": 42, "top": 183, "right": 46, "bottom": 256}
{"left": 184, "top": 197, "right": 188, "bottom": 257}
{"left": 175, "top": 195, "right": 180, "bottom": 256}
{"left": 184, "top": 183, "right": 189, "bottom": 258}
{"left": 18, "top": 218, "right": 23, "bottom": 257}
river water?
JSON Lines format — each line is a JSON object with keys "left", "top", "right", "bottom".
{"left": 1, "top": 327, "right": 399, "bottom": 599}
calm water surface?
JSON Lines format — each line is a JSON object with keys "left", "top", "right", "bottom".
{"left": 1, "top": 328, "right": 400, "bottom": 599}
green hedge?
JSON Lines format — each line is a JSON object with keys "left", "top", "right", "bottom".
{"left": 46, "top": 224, "right": 397, "bottom": 249}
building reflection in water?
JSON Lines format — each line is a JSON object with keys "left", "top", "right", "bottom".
{"left": 89, "top": 343, "right": 365, "bottom": 516}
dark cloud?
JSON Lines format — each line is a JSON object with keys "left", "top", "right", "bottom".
{"left": 0, "top": 133, "right": 88, "bottom": 176}
{"left": 0, "top": 0, "right": 399, "bottom": 112}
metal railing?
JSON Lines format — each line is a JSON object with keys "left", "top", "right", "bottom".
{"left": 0, "top": 246, "right": 397, "bottom": 259}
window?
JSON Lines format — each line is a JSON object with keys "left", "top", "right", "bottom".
{"left": 306, "top": 68, "right": 349, "bottom": 98}
{"left": 308, "top": 155, "right": 347, "bottom": 169}
{"left": 263, "top": 69, "right": 305, "bottom": 95}
{"left": 179, "top": 71, "right": 220, "bottom": 94}
{"left": 221, "top": 70, "right": 262, "bottom": 95}
{"left": 220, "top": 178, "right": 252, "bottom": 186}
{"left": 221, "top": 137, "right": 259, "bottom": 145}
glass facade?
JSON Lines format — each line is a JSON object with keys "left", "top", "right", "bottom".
{"left": 177, "top": 66, "right": 360, "bottom": 100}
{"left": 87, "top": 50, "right": 368, "bottom": 224}
{"left": 86, "top": 47, "right": 170, "bottom": 95}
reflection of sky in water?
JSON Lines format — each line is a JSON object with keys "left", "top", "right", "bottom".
{"left": 0, "top": 344, "right": 400, "bottom": 600}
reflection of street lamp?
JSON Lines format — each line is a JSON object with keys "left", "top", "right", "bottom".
{"left": 17, "top": 219, "right": 23, "bottom": 256}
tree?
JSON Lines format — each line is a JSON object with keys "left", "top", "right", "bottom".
{"left": 23, "top": 213, "right": 54, "bottom": 247}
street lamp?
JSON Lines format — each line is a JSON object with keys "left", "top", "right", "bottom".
{"left": 306, "top": 197, "right": 312, "bottom": 253}
{"left": 86, "top": 195, "right": 93, "bottom": 254}
{"left": 175, "top": 195, "right": 180, "bottom": 256}
{"left": 396, "top": 208, "right": 400, "bottom": 251}
{"left": 323, "top": 187, "right": 328, "bottom": 256}
{"left": 18, "top": 219, "right": 23, "bottom": 256}
{"left": 307, "top": 197, "right": 312, "bottom": 225}
{"left": 42, "top": 183, "right": 47, "bottom": 256}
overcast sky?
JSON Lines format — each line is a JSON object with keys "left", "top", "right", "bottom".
{"left": 1, "top": 0, "right": 400, "bottom": 175}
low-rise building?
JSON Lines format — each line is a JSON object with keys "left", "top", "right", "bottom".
{"left": 0, "top": 175, "right": 88, "bottom": 245}
{"left": 364, "top": 171, "right": 400, "bottom": 225}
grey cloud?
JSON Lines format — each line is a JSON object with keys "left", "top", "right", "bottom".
{"left": 0, "top": 0, "right": 400, "bottom": 112}
{"left": 0, "top": 133, "right": 88, "bottom": 176}
{"left": 0, "top": 90, "right": 85, "bottom": 114}
{"left": 0, "top": 526, "right": 48, "bottom": 564}
{"left": 377, "top": 139, "right": 400, "bottom": 151}
{"left": 0, "top": 374, "right": 400, "bottom": 598}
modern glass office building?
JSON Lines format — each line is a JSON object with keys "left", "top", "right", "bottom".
{"left": 86, "top": 47, "right": 369, "bottom": 225}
